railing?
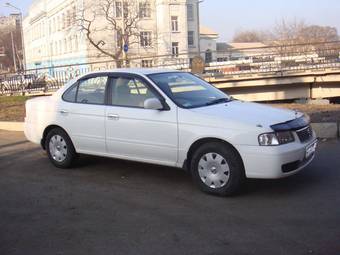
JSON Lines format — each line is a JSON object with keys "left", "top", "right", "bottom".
{"left": 1, "top": 41, "right": 340, "bottom": 95}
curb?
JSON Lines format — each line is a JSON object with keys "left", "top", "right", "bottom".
{"left": 0, "top": 121, "right": 24, "bottom": 132}
{"left": 0, "top": 121, "right": 339, "bottom": 138}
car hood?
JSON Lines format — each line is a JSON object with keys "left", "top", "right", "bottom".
{"left": 190, "top": 100, "right": 302, "bottom": 129}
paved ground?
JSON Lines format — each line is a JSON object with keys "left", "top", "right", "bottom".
{"left": 0, "top": 130, "right": 339, "bottom": 255}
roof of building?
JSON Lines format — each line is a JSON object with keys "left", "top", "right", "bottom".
{"left": 200, "top": 26, "right": 219, "bottom": 38}
{"left": 227, "top": 42, "right": 267, "bottom": 49}
{"left": 217, "top": 42, "right": 268, "bottom": 52}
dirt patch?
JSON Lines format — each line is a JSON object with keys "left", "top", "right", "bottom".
{"left": 0, "top": 96, "right": 29, "bottom": 122}
{"left": 268, "top": 103, "right": 340, "bottom": 123}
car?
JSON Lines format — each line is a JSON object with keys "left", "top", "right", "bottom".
{"left": 2, "top": 74, "right": 36, "bottom": 92}
{"left": 26, "top": 73, "right": 59, "bottom": 91}
{"left": 24, "top": 69, "right": 317, "bottom": 196}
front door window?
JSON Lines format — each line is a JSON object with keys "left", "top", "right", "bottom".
{"left": 110, "top": 77, "right": 157, "bottom": 108}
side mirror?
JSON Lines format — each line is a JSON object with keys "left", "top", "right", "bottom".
{"left": 144, "top": 98, "right": 164, "bottom": 110}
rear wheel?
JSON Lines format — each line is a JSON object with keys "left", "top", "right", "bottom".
{"left": 190, "top": 142, "right": 245, "bottom": 196}
{"left": 45, "top": 128, "right": 77, "bottom": 168}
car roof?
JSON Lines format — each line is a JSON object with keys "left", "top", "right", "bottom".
{"left": 83, "top": 68, "right": 184, "bottom": 76}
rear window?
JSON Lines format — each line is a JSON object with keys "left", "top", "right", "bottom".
{"left": 63, "top": 84, "right": 78, "bottom": 102}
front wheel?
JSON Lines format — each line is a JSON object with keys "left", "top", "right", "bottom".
{"left": 190, "top": 142, "right": 245, "bottom": 196}
{"left": 45, "top": 128, "right": 77, "bottom": 168}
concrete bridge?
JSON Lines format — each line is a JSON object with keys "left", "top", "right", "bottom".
{"left": 205, "top": 67, "right": 340, "bottom": 102}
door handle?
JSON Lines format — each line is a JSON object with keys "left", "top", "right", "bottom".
{"left": 59, "top": 110, "right": 69, "bottom": 115}
{"left": 107, "top": 114, "right": 119, "bottom": 121}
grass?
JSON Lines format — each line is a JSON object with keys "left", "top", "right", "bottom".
{"left": 0, "top": 96, "right": 30, "bottom": 122}
{"left": 270, "top": 103, "right": 340, "bottom": 123}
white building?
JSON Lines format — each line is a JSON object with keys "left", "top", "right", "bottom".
{"left": 199, "top": 26, "right": 218, "bottom": 63}
{"left": 23, "top": 0, "right": 200, "bottom": 70}
{"left": 0, "top": 14, "right": 20, "bottom": 34}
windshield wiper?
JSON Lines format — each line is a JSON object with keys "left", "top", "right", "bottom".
{"left": 205, "top": 97, "right": 233, "bottom": 106}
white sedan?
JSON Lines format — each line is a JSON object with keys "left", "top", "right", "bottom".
{"left": 24, "top": 69, "right": 317, "bottom": 196}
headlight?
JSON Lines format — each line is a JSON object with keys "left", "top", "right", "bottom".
{"left": 258, "top": 131, "right": 295, "bottom": 146}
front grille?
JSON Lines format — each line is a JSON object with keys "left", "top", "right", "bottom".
{"left": 282, "top": 160, "right": 300, "bottom": 173}
{"left": 296, "top": 125, "right": 313, "bottom": 143}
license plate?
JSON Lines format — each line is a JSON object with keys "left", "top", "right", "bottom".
{"left": 306, "top": 141, "right": 317, "bottom": 159}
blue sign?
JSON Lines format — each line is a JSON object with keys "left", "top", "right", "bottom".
{"left": 123, "top": 44, "right": 129, "bottom": 52}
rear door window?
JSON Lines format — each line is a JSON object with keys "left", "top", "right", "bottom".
{"left": 76, "top": 76, "right": 108, "bottom": 104}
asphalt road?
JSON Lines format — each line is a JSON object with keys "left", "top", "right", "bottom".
{"left": 0, "top": 130, "right": 339, "bottom": 255}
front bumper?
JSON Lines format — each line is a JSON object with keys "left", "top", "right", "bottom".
{"left": 237, "top": 138, "right": 317, "bottom": 179}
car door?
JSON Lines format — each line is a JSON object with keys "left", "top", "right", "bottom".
{"left": 58, "top": 74, "right": 108, "bottom": 154}
{"left": 105, "top": 74, "right": 178, "bottom": 166}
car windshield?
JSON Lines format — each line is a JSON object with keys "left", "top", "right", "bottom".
{"left": 148, "top": 72, "right": 232, "bottom": 108}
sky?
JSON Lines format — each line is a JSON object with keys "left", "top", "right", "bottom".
{"left": 1, "top": 0, "right": 340, "bottom": 41}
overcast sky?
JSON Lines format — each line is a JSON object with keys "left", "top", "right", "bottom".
{"left": 1, "top": 0, "right": 340, "bottom": 41}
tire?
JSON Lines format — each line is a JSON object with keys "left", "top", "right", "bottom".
{"left": 190, "top": 142, "right": 245, "bottom": 196}
{"left": 45, "top": 128, "right": 77, "bottom": 168}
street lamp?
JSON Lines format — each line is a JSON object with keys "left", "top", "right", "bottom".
{"left": 5, "top": 2, "right": 26, "bottom": 71}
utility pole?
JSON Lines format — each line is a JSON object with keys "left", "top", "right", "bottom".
{"left": 196, "top": 0, "right": 204, "bottom": 57}
{"left": 5, "top": 3, "right": 26, "bottom": 71}
{"left": 10, "top": 31, "right": 17, "bottom": 72}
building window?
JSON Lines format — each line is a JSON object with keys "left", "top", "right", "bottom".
{"left": 57, "top": 16, "right": 61, "bottom": 31}
{"left": 171, "top": 16, "right": 178, "bottom": 32}
{"left": 62, "top": 13, "right": 65, "bottom": 29}
{"left": 69, "top": 37, "right": 72, "bottom": 52}
{"left": 139, "top": 2, "right": 151, "bottom": 18}
{"left": 54, "top": 42, "right": 58, "bottom": 55}
{"left": 66, "top": 10, "right": 71, "bottom": 27}
{"left": 188, "top": 31, "right": 194, "bottom": 46}
{"left": 123, "top": 2, "right": 129, "bottom": 18}
{"left": 64, "top": 39, "right": 67, "bottom": 53}
{"left": 141, "top": 60, "right": 153, "bottom": 67}
{"left": 72, "top": 6, "right": 77, "bottom": 25}
{"left": 140, "top": 31, "right": 152, "bottom": 47}
{"left": 74, "top": 35, "right": 78, "bottom": 51}
{"left": 205, "top": 50, "right": 213, "bottom": 63}
{"left": 115, "top": 2, "right": 122, "bottom": 18}
{"left": 59, "top": 40, "right": 62, "bottom": 54}
{"left": 187, "top": 4, "right": 194, "bottom": 20}
{"left": 172, "top": 42, "right": 179, "bottom": 57}
{"left": 48, "top": 20, "right": 51, "bottom": 34}
{"left": 52, "top": 18, "right": 56, "bottom": 32}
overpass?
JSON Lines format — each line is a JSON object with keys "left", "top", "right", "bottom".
{"left": 205, "top": 67, "right": 340, "bottom": 102}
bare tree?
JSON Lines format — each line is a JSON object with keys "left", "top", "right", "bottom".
{"left": 232, "top": 19, "right": 339, "bottom": 56}
{"left": 232, "top": 30, "right": 272, "bottom": 43}
{"left": 78, "top": 0, "right": 152, "bottom": 67}
{"left": 271, "top": 19, "right": 339, "bottom": 57}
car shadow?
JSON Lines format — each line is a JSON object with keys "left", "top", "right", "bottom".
{"left": 74, "top": 154, "right": 327, "bottom": 197}
{"left": 75, "top": 154, "right": 190, "bottom": 182}
{"left": 0, "top": 140, "right": 29, "bottom": 149}
{"left": 241, "top": 167, "right": 325, "bottom": 197}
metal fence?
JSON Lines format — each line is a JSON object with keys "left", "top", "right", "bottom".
{"left": 1, "top": 41, "right": 340, "bottom": 95}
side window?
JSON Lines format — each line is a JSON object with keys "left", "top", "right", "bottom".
{"left": 76, "top": 76, "right": 108, "bottom": 104}
{"left": 110, "top": 77, "right": 157, "bottom": 108}
{"left": 63, "top": 84, "right": 78, "bottom": 102}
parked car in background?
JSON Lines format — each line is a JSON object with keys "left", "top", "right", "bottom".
{"left": 0, "top": 73, "right": 59, "bottom": 93}
{"left": 26, "top": 73, "right": 58, "bottom": 91}
{"left": 24, "top": 69, "right": 317, "bottom": 196}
